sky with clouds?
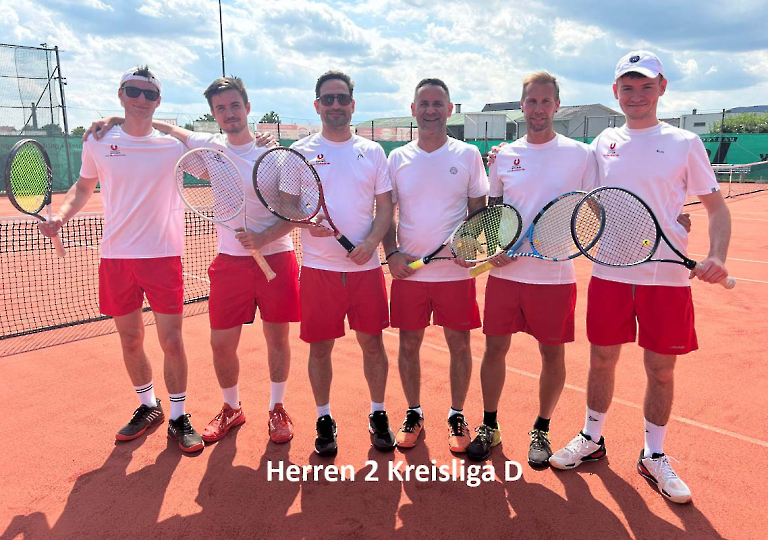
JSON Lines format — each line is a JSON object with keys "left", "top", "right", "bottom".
{"left": 1, "top": 0, "right": 767, "bottom": 130}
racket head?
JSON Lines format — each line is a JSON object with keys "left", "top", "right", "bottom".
{"left": 4, "top": 139, "right": 52, "bottom": 218}
{"left": 175, "top": 148, "right": 244, "bottom": 225}
{"left": 572, "top": 187, "right": 661, "bottom": 267}
{"left": 449, "top": 203, "right": 522, "bottom": 262}
{"left": 253, "top": 146, "right": 322, "bottom": 223}
{"left": 527, "top": 191, "right": 591, "bottom": 260}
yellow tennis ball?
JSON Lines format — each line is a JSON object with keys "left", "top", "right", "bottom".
{"left": 642, "top": 239, "right": 650, "bottom": 246}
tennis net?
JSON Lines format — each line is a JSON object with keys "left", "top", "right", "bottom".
{"left": 0, "top": 211, "right": 219, "bottom": 356}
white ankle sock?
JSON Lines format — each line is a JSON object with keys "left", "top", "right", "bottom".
{"left": 370, "top": 401, "right": 385, "bottom": 414}
{"left": 582, "top": 407, "right": 606, "bottom": 441}
{"left": 270, "top": 381, "right": 287, "bottom": 411}
{"left": 317, "top": 403, "right": 331, "bottom": 418}
{"left": 169, "top": 392, "right": 186, "bottom": 420}
{"left": 134, "top": 381, "right": 156, "bottom": 408}
{"left": 644, "top": 418, "right": 667, "bottom": 456}
{"left": 222, "top": 385, "right": 239, "bottom": 409}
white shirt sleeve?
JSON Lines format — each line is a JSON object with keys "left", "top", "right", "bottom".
{"left": 685, "top": 136, "right": 719, "bottom": 196}
{"left": 79, "top": 140, "right": 97, "bottom": 178}
{"left": 467, "top": 147, "right": 490, "bottom": 198}
{"left": 580, "top": 149, "right": 599, "bottom": 192}
{"left": 374, "top": 146, "right": 392, "bottom": 195}
{"left": 387, "top": 152, "right": 399, "bottom": 203}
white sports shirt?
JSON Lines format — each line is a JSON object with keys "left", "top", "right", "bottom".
{"left": 389, "top": 138, "right": 489, "bottom": 282}
{"left": 80, "top": 126, "right": 185, "bottom": 258}
{"left": 591, "top": 122, "right": 719, "bottom": 286}
{"left": 290, "top": 134, "right": 392, "bottom": 272}
{"left": 185, "top": 133, "right": 294, "bottom": 256}
{"left": 489, "top": 134, "right": 598, "bottom": 284}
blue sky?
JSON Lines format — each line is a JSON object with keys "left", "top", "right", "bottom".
{"left": 2, "top": 0, "right": 767, "bottom": 130}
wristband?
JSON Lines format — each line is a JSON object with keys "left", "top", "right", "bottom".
{"left": 385, "top": 250, "right": 399, "bottom": 260}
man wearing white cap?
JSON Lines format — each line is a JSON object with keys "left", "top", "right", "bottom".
{"left": 549, "top": 51, "right": 732, "bottom": 504}
{"left": 39, "top": 66, "right": 204, "bottom": 453}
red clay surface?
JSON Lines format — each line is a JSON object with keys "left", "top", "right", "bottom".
{"left": 1, "top": 193, "right": 767, "bottom": 540}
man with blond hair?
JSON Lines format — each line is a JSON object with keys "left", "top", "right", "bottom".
{"left": 466, "top": 72, "right": 597, "bottom": 465}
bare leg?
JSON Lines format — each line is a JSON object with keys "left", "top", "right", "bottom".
{"left": 356, "top": 331, "right": 388, "bottom": 403}
{"left": 444, "top": 328, "right": 472, "bottom": 410}
{"left": 398, "top": 329, "right": 424, "bottom": 408}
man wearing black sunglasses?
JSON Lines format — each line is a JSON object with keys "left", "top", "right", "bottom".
{"left": 40, "top": 66, "right": 204, "bottom": 453}
{"left": 290, "top": 70, "right": 395, "bottom": 456}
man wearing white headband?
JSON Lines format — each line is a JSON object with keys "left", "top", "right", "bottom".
{"left": 549, "top": 51, "right": 732, "bottom": 504}
{"left": 40, "top": 66, "right": 205, "bottom": 453}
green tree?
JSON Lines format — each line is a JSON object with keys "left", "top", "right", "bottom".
{"left": 197, "top": 113, "right": 214, "bottom": 122}
{"left": 710, "top": 112, "right": 768, "bottom": 133}
{"left": 260, "top": 111, "right": 280, "bottom": 123}
{"left": 40, "top": 123, "right": 63, "bottom": 136}
{"left": 71, "top": 126, "right": 85, "bottom": 137}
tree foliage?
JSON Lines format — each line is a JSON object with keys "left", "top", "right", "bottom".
{"left": 260, "top": 111, "right": 280, "bottom": 124}
{"left": 71, "top": 126, "right": 85, "bottom": 137}
{"left": 710, "top": 112, "right": 768, "bottom": 133}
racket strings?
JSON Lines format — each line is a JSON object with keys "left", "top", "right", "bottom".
{"left": 256, "top": 150, "right": 320, "bottom": 221}
{"left": 581, "top": 189, "right": 657, "bottom": 265}
{"left": 177, "top": 151, "right": 243, "bottom": 223}
{"left": 9, "top": 146, "right": 50, "bottom": 213}
{"left": 451, "top": 206, "right": 521, "bottom": 262}
{"left": 530, "top": 193, "right": 584, "bottom": 259}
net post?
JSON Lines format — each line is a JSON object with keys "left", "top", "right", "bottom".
{"left": 54, "top": 46, "right": 74, "bottom": 187}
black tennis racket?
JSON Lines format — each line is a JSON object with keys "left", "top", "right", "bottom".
{"left": 470, "top": 191, "right": 598, "bottom": 277}
{"left": 5, "top": 139, "right": 66, "bottom": 257}
{"left": 571, "top": 186, "right": 735, "bottom": 289}
{"left": 253, "top": 146, "right": 355, "bottom": 252}
{"left": 175, "top": 148, "right": 276, "bottom": 281}
{"left": 407, "top": 204, "right": 522, "bottom": 270}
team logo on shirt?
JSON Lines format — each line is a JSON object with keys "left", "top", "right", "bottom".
{"left": 357, "top": 153, "right": 365, "bottom": 160}
{"left": 506, "top": 158, "right": 525, "bottom": 172}
{"left": 603, "top": 142, "right": 619, "bottom": 158}
{"left": 449, "top": 166, "right": 458, "bottom": 174}
{"left": 106, "top": 144, "right": 124, "bottom": 157}
{"left": 312, "top": 154, "right": 330, "bottom": 166}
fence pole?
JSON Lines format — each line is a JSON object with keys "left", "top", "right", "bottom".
{"left": 55, "top": 46, "right": 73, "bottom": 186}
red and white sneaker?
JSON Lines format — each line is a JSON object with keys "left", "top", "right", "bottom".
{"left": 269, "top": 403, "right": 294, "bottom": 443}
{"left": 201, "top": 402, "right": 246, "bottom": 443}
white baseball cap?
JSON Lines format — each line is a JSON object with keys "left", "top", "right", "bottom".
{"left": 614, "top": 51, "right": 664, "bottom": 81}
{"left": 119, "top": 67, "right": 162, "bottom": 92}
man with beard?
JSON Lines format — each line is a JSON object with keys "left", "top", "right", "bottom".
{"left": 291, "top": 70, "right": 395, "bottom": 456}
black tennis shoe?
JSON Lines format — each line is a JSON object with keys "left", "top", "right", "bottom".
{"left": 115, "top": 399, "right": 164, "bottom": 441}
{"left": 315, "top": 414, "right": 338, "bottom": 456}
{"left": 369, "top": 411, "right": 396, "bottom": 451}
{"left": 167, "top": 414, "right": 204, "bottom": 453}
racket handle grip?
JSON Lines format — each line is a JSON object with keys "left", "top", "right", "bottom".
{"left": 408, "top": 258, "right": 427, "bottom": 271}
{"left": 52, "top": 234, "right": 67, "bottom": 258}
{"left": 336, "top": 234, "right": 355, "bottom": 253}
{"left": 694, "top": 262, "right": 736, "bottom": 290}
{"left": 251, "top": 250, "right": 276, "bottom": 281}
{"left": 470, "top": 260, "right": 494, "bottom": 278}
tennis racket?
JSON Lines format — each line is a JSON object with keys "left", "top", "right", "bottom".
{"left": 408, "top": 204, "right": 523, "bottom": 270}
{"left": 470, "top": 191, "right": 599, "bottom": 277}
{"left": 253, "top": 146, "right": 355, "bottom": 252}
{"left": 571, "top": 186, "right": 735, "bottom": 289}
{"left": 5, "top": 139, "right": 66, "bottom": 257}
{"left": 175, "top": 148, "right": 276, "bottom": 281}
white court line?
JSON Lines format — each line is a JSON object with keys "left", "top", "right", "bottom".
{"left": 182, "top": 272, "right": 210, "bottom": 284}
{"left": 689, "top": 253, "right": 768, "bottom": 264}
{"left": 382, "top": 329, "right": 768, "bottom": 449}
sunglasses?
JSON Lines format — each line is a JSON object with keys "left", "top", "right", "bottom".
{"left": 317, "top": 93, "right": 352, "bottom": 106}
{"left": 121, "top": 86, "right": 160, "bottom": 101}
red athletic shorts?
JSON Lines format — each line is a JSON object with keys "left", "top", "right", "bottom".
{"left": 99, "top": 257, "right": 183, "bottom": 317}
{"left": 483, "top": 276, "right": 577, "bottom": 345}
{"left": 587, "top": 276, "right": 698, "bottom": 355}
{"left": 299, "top": 266, "right": 389, "bottom": 343}
{"left": 390, "top": 279, "right": 481, "bottom": 332}
{"left": 208, "top": 252, "right": 300, "bottom": 330}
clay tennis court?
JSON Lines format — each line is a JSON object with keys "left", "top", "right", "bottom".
{"left": 1, "top": 191, "right": 767, "bottom": 540}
